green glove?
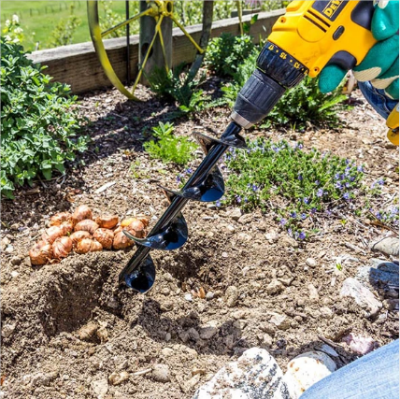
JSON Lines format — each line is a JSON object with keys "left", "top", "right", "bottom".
{"left": 319, "top": 0, "right": 399, "bottom": 100}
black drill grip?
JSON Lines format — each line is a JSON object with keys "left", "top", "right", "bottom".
{"left": 232, "top": 69, "right": 286, "bottom": 128}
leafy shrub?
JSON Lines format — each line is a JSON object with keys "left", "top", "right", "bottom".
{"left": 221, "top": 138, "right": 365, "bottom": 238}
{"left": 1, "top": 38, "right": 87, "bottom": 198}
{"left": 2, "top": 14, "right": 24, "bottom": 44}
{"left": 221, "top": 51, "right": 348, "bottom": 129}
{"left": 205, "top": 33, "right": 257, "bottom": 77}
{"left": 143, "top": 122, "right": 197, "bottom": 165}
{"left": 148, "top": 64, "right": 212, "bottom": 115}
{"left": 49, "top": 15, "right": 81, "bottom": 47}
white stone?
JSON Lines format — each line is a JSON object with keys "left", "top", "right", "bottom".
{"left": 199, "top": 327, "right": 218, "bottom": 340}
{"left": 265, "top": 231, "right": 279, "bottom": 243}
{"left": 266, "top": 279, "right": 285, "bottom": 295}
{"left": 91, "top": 378, "right": 108, "bottom": 399}
{"left": 270, "top": 313, "right": 291, "bottom": 330}
{"left": 283, "top": 351, "right": 337, "bottom": 399}
{"left": 306, "top": 258, "right": 317, "bottom": 268}
{"left": 225, "top": 286, "right": 239, "bottom": 307}
{"left": 193, "top": 348, "right": 289, "bottom": 399}
{"left": 340, "top": 278, "right": 382, "bottom": 317}
{"left": 370, "top": 236, "right": 399, "bottom": 257}
{"left": 308, "top": 284, "right": 319, "bottom": 300}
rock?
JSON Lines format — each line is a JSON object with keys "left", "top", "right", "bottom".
{"left": 5, "top": 245, "right": 14, "bottom": 254}
{"left": 76, "top": 321, "right": 98, "bottom": 341}
{"left": 320, "top": 307, "right": 334, "bottom": 319}
{"left": 161, "top": 348, "right": 174, "bottom": 357}
{"left": 184, "top": 293, "right": 193, "bottom": 302}
{"left": 340, "top": 278, "right": 382, "bottom": 317}
{"left": 31, "top": 371, "right": 58, "bottom": 386}
{"left": 186, "top": 374, "right": 201, "bottom": 392}
{"left": 370, "top": 236, "right": 399, "bottom": 257}
{"left": 265, "top": 230, "right": 279, "bottom": 243}
{"left": 108, "top": 371, "right": 129, "bottom": 385}
{"left": 193, "top": 348, "right": 289, "bottom": 399}
{"left": 179, "top": 330, "right": 190, "bottom": 343}
{"left": 238, "top": 214, "right": 253, "bottom": 224}
{"left": 356, "top": 260, "right": 399, "bottom": 299}
{"left": 187, "top": 328, "right": 200, "bottom": 341}
{"left": 308, "top": 284, "right": 319, "bottom": 300}
{"left": 163, "top": 272, "right": 173, "bottom": 282}
{"left": 205, "top": 292, "right": 214, "bottom": 300}
{"left": 160, "top": 287, "right": 170, "bottom": 296}
{"left": 342, "top": 333, "right": 376, "bottom": 355}
{"left": 151, "top": 364, "right": 170, "bottom": 383}
{"left": 270, "top": 313, "right": 291, "bottom": 330}
{"left": 319, "top": 344, "right": 339, "bottom": 357}
{"left": 10, "top": 255, "right": 23, "bottom": 266}
{"left": 91, "top": 378, "right": 108, "bottom": 399}
{"left": 306, "top": 258, "right": 317, "bottom": 268}
{"left": 10, "top": 270, "right": 19, "bottom": 278}
{"left": 260, "top": 333, "right": 273, "bottom": 347}
{"left": 383, "top": 298, "right": 399, "bottom": 311}
{"left": 199, "top": 327, "right": 218, "bottom": 340}
{"left": 2, "top": 323, "right": 16, "bottom": 339}
{"left": 96, "top": 327, "right": 109, "bottom": 343}
{"left": 283, "top": 351, "right": 336, "bottom": 399}
{"left": 281, "top": 235, "right": 298, "bottom": 248}
{"left": 113, "top": 356, "right": 128, "bottom": 371}
{"left": 165, "top": 332, "right": 171, "bottom": 342}
{"left": 266, "top": 279, "right": 285, "bottom": 295}
{"left": 225, "top": 286, "right": 239, "bottom": 307}
{"left": 229, "top": 208, "right": 242, "bottom": 221}
{"left": 160, "top": 301, "right": 174, "bottom": 312}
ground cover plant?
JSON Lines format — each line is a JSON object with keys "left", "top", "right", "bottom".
{"left": 219, "top": 139, "right": 398, "bottom": 239}
{"left": 0, "top": 38, "right": 87, "bottom": 198}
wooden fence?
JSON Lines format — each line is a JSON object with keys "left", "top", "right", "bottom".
{"left": 28, "top": 9, "right": 284, "bottom": 95}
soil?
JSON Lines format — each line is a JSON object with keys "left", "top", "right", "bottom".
{"left": 1, "top": 80, "right": 399, "bottom": 399}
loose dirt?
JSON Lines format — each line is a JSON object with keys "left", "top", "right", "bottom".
{"left": 1, "top": 81, "right": 398, "bottom": 399}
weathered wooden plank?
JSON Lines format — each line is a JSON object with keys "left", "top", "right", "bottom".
{"left": 28, "top": 9, "right": 284, "bottom": 95}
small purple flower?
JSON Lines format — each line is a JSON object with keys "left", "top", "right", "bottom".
{"left": 345, "top": 159, "right": 350, "bottom": 165}
{"left": 176, "top": 174, "right": 182, "bottom": 182}
{"left": 252, "top": 184, "right": 258, "bottom": 192}
{"left": 244, "top": 197, "right": 248, "bottom": 203}
{"left": 272, "top": 145, "right": 280, "bottom": 153}
{"left": 216, "top": 200, "right": 221, "bottom": 207}
{"left": 280, "top": 218, "right": 287, "bottom": 226}
{"left": 300, "top": 213, "right": 307, "bottom": 220}
{"left": 314, "top": 180, "right": 320, "bottom": 186}
{"left": 185, "top": 168, "right": 193, "bottom": 174}
{"left": 377, "top": 178, "right": 385, "bottom": 186}
{"left": 391, "top": 207, "right": 399, "bottom": 215}
{"left": 236, "top": 195, "right": 242, "bottom": 204}
{"left": 317, "top": 188, "right": 324, "bottom": 197}
{"left": 357, "top": 165, "right": 364, "bottom": 173}
{"left": 343, "top": 192, "right": 351, "bottom": 200}
{"left": 326, "top": 210, "right": 332, "bottom": 216}
{"left": 349, "top": 176, "right": 356, "bottom": 182}
{"left": 376, "top": 212, "right": 382, "bottom": 220}
{"left": 345, "top": 182, "right": 351, "bottom": 188}
{"left": 297, "top": 143, "right": 303, "bottom": 150}
{"left": 303, "top": 197, "right": 310, "bottom": 204}
{"left": 298, "top": 174, "right": 303, "bottom": 181}
{"left": 287, "top": 228, "right": 293, "bottom": 236}
{"left": 298, "top": 231, "right": 306, "bottom": 240}
{"left": 311, "top": 207, "right": 317, "bottom": 214}
{"left": 335, "top": 182, "right": 343, "bottom": 189}
{"left": 290, "top": 212, "right": 297, "bottom": 218}
{"left": 335, "top": 173, "right": 341, "bottom": 180}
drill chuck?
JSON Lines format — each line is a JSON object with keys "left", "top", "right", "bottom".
{"left": 231, "top": 41, "right": 307, "bottom": 129}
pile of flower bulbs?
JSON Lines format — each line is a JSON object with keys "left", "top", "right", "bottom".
{"left": 29, "top": 205, "right": 149, "bottom": 266}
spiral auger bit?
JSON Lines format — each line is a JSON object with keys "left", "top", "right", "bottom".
{"left": 119, "top": 121, "right": 246, "bottom": 293}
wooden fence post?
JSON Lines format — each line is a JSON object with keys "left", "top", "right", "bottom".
{"left": 139, "top": 0, "right": 172, "bottom": 84}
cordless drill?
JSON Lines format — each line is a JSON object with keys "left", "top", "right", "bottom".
{"left": 231, "top": 0, "right": 377, "bottom": 129}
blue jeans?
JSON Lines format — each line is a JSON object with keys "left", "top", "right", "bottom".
{"left": 358, "top": 81, "right": 398, "bottom": 119}
{"left": 300, "top": 340, "right": 399, "bottom": 399}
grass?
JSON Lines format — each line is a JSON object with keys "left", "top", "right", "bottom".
{"left": 1, "top": 1, "right": 134, "bottom": 51}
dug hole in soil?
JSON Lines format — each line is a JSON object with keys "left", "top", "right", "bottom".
{"left": 1, "top": 81, "right": 399, "bottom": 399}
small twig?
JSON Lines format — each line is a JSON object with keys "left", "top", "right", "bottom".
{"left": 133, "top": 368, "right": 152, "bottom": 376}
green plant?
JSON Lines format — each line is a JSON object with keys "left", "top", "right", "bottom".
{"left": 148, "top": 64, "right": 212, "bottom": 115}
{"left": 2, "top": 14, "right": 24, "bottom": 44}
{"left": 1, "top": 38, "right": 88, "bottom": 198}
{"left": 143, "top": 122, "right": 198, "bottom": 166}
{"left": 99, "top": 0, "right": 125, "bottom": 38}
{"left": 220, "top": 138, "right": 365, "bottom": 239}
{"left": 49, "top": 14, "right": 81, "bottom": 47}
{"left": 205, "top": 33, "right": 257, "bottom": 77}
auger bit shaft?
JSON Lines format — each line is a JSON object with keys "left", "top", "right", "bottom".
{"left": 119, "top": 121, "right": 246, "bottom": 293}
